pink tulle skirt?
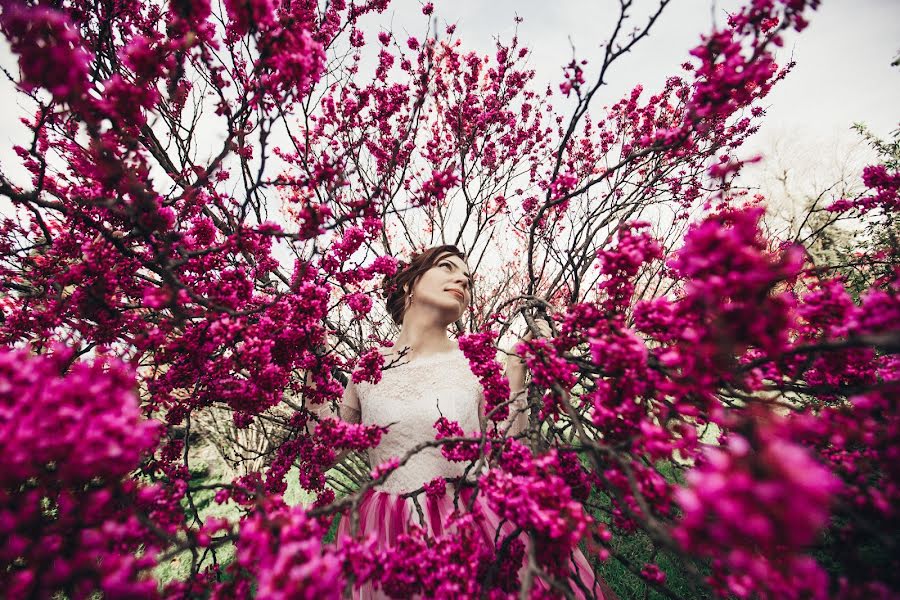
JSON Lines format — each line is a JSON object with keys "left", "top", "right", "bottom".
{"left": 336, "top": 486, "right": 616, "bottom": 599}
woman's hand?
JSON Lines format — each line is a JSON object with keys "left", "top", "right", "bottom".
{"left": 519, "top": 317, "right": 552, "bottom": 344}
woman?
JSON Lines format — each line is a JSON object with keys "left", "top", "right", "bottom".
{"left": 328, "top": 245, "right": 612, "bottom": 599}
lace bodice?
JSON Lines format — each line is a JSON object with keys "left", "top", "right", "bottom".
{"left": 343, "top": 345, "right": 484, "bottom": 494}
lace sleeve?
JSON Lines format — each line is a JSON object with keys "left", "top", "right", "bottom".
{"left": 305, "top": 379, "right": 361, "bottom": 425}
{"left": 339, "top": 380, "right": 362, "bottom": 424}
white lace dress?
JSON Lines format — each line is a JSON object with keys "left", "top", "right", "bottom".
{"left": 350, "top": 346, "right": 483, "bottom": 494}
{"left": 331, "top": 342, "right": 612, "bottom": 600}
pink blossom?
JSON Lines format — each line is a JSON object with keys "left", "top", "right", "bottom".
{"left": 224, "top": 0, "right": 274, "bottom": 36}
{"left": 828, "top": 163, "right": 900, "bottom": 213}
{"left": 674, "top": 417, "right": 842, "bottom": 599}
{"left": 0, "top": 348, "right": 163, "bottom": 597}
{"left": 370, "top": 457, "right": 400, "bottom": 481}
{"left": 367, "top": 255, "right": 399, "bottom": 278}
{"left": 641, "top": 563, "right": 666, "bottom": 584}
{"left": 434, "top": 417, "right": 481, "bottom": 462}
{"left": 0, "top": 348, "right": 160, "bottom": 486}
{"left": 230, "top": 499, "right": 343, "bottom": 599}
{"left": 415, "top": 167, "right": 460, "bottom": 206}
{"left": 481, "top": 444, "right": 593, "bottom": 575}
{"left": 352, "top": 348, "right": 385, "bottom": 384}
{"left": 345, "top": 291, "right": 373, "bottom": 317}
{"left": 458, "top": 331, "right": 511, "bottom": 422}
{"left": 0, "top": 5, "right": 92, "bottom": 103}
{"left": 259, "top": 26, "right": 326, "bottom": 100}
{"left": 423, "top": 477, "right": 447, "bottom": 498}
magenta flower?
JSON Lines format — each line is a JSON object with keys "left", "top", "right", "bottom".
{"left": 223, "top": 0, "right": 274, "bottom": 36}
{"left": 0, "top": 5, "right": 92, "bottom": 103}
{"left": 231, "top": 499, "right": 343, "bottom": 599}
{"left": 0, "top": 348, "right": 160, "bottom": 486}
{"left": 674, "top": 416, "right": 842, "bottom": 599}
{"left": 345, "top": 291, "right": 374, "bottom": 317}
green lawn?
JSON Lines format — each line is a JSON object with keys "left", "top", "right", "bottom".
{"left": 585, "top": 460, "right": 713, "bottom": 600}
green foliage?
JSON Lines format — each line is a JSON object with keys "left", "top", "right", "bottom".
{"left": 587, "top": 459, "right": 713, "bottom": 600}
{"left": 853, "top": 123, "right": 900, "bottom": 170}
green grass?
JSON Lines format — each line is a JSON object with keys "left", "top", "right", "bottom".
{"left": 152, "top": 460, "right": 241, "bottom": 588}
{"left": 584, "top": 460, "right": 713, "bottom": 600}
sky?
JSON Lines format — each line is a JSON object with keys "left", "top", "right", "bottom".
{"left": 0, "top": 0, "right": 897, "bottom": 210}
{"left": 379, "top": 0, "right": 899, "bottom": 151}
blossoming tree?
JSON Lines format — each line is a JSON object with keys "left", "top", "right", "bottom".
{"left": 0, "top": 0, "right": 897, "bottom": 598}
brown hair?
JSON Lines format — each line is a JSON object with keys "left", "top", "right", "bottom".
{"left": 383, "top": 245, "right": 468, "bottom": 326}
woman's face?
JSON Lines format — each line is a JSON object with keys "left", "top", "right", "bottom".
{"left": 408, "top": 253, "right": 473, "bottom": 322}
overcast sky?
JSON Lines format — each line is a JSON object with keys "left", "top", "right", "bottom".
{"left": 382, "top": 0, "right": 899, "bottom": 148}
{"left": 0, "top": 0, "right": 897, "bottom": 209}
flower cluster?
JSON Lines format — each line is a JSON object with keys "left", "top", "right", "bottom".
{"left": 257, "top": 20, "right": 326, "bottom": 102}
{"left": 0, "top": 348, "right": 163, "bottom": 597}
{"left": 459, "top": 331, "right": 511, "bottom": 422}
{"left": 514, "top": 337, "right": 578, "bottom": 420}
{"left": 595, "top": 222, "right": 663, "bottom": 313}
{"left": 345, "top": 291, "right": 374, "bottom": 317}
{"left": 415, "top": 167, "right": 460, "bottom": 206}
{"left": 221, "top": 498, "right": 343, "bottom": 599}
{"left": 353, "top": 348, "right": 386, "bottom": 384}
{"left": 0, "top": 348, "right": 161, "bottom": 486}
{"left": 315, "top": 418, "right": 387, "bottom": 454}
{"left": 482, "top": 441, "right": 593, "bottom": 576}
{"left": 0, "top": 4, "right": 91, "bottom": 103}
{"left": 683, "top": 0, "right": 816, "bottom": 128}
{"left": 224, "top": 0, "right": 274, "bottom": 36}
{"left": 433, "top": 417, "right": 481, "bottom": 462}
{"left": 355, "top": 512, "right": 520, "bottom": 599}
{"left": 560, "top": 59, "right": 587, "bottom": 97}
{"left": 676, "top": 425, "right": 840, "bottom": 550}
{"left": 423, "top": 477, "right": 448, "bottom": 498}
{"left": 674, "top": 418, "right": 841, "bottom": 600}
{"left": 639, "top": 207, "right": 804, "bottom": 402}
{"left": 829, "top": 163, "right": 900, "bottom": 213}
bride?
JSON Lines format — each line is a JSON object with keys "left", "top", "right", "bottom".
{"left": 321, "top": 244, "right": 614, "bottom": 599}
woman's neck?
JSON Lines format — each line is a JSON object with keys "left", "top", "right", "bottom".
{"left": 393, "top": 312, "right": 456, "bottom": 357}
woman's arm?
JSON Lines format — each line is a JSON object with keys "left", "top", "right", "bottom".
{"left": 502, "top": 318, "right": 552, "bottom": 436}
{"left": 299, "top": 369, "right": 362, "bottom": 424}
{"left": 504, "top": 359, "right": 530, "bottom": 437}
{"left": 300, "top": 370, "right": 362, "bottom": 468}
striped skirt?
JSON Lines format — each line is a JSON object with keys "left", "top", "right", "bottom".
{"left": 335, "top": 486, "right": 616, "bottom": 599}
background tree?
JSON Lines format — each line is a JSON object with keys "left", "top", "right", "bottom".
{"left": 754, "top": 125, "right": 899, "bottom": 297}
